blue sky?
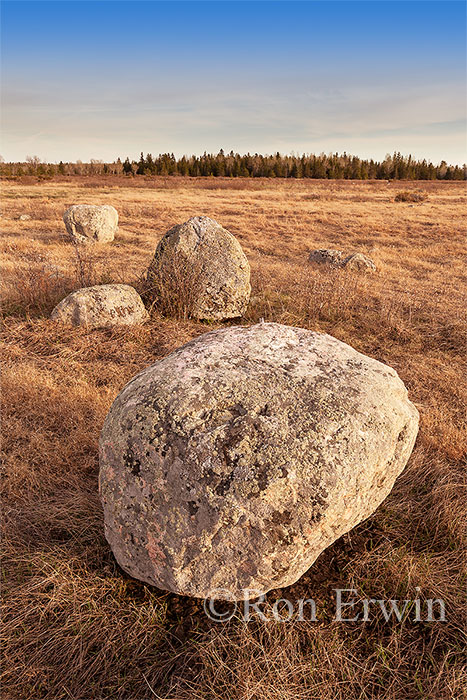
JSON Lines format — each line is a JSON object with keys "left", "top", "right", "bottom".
{"left": 2, "top": 1, "right": 466, "bottom": 163}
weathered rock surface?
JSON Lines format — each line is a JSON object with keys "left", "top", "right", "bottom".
{"left": 99, "top": 322, "right": 419, "bottom": 600}
{"left": 341, "top": 252, "right": 377, "bottom": 272}
{"left": 309, "top": 249, "right": 344, "bottom": 267}
{"left": 51, "top": 284, "right": 148, "bottom": 328}
{"left": 146, "top": 216, "right": 250, "bottom": 320}
{"left": 63, "top": 204, "right": 118, "bottom": 243}
{"left": 309, "top": 248, "right": 376, "bottom": 272}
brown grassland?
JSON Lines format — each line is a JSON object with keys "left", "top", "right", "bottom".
{"left": 1, "top": 176, "right": 466, "bottom": 700}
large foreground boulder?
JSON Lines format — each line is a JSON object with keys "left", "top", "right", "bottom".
{"left": 63, "top": 204, "right": 118, "bottom": 243}
{"left": 99, "top": 322, "right": 419, "bottom": 600}
{"left": 146, "top": 216, "right": 251, "bottom": 320}
{"left": 51, "top": 284, "right": 148, "bottom": 328}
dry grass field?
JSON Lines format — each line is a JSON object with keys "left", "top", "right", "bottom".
{"left": 2, "top": 176, "right": 466, "bottom": 700}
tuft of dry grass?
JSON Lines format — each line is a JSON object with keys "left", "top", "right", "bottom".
{"left": 395, "top": 190, "right": 428, "bottom": 203}
{"left": 1, "top": 177, "right": 466, "bottom": 699}
{"left": 144, "top": 248, "right": 204, "bottom": 320}
{"left": 1, "top": 243, "right": 122, "bottom": 318}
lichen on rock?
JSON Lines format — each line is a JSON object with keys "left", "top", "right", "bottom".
{"left": 51, "top": 284, "right": 148, "bottom": 328}
{"left": 63, "top": 204, "right": 118, "bottom": 243}
{"left": 99, "top": 322, "right": 419, "bottom": 600}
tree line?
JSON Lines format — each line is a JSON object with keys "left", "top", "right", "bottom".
{"left": 1, "top": 151, "right": 465, "bottom": 180}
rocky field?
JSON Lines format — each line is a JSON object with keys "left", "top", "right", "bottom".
{"left": 2, "top": 177, "right": 466, "bottom": 699}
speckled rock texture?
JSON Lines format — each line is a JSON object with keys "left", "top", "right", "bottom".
{"left": 309, "top": 249, "right": 376, "bottom": 272}
{"left": 51, "top": 284, "right": 148, "bottom": 328}
{"left": 341, "top": 252, "right": 377, "bottom": 272}
{"left": 146, "top": 216, "right": 250, "bottom": 320}
{"left": 63, "top": 204, "right": 118, "bottom": 243}
{"left": 99, "top": 322, "right": 419, "bottom": 600}
{"left": 309, "top": 249, "right": 344, "bottom": 267}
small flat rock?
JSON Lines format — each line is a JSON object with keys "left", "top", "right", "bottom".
{"left": 63, "top": 204, "right": 118, "bottom": 243}
{"left": 146, "top": 216, "right": 251, "bottom": 320}
{"left": 309, "top": 249, "right": 344, "bottom": 266}
{"left": 99, "top": 322, "right": 419, "bottom": 600}
{"left": 341, "top": 253, "right": 376, "bottom": 272}
{"left": 51, "top": 284, "right": 148, "bottom": 328}
{"left": 19, "top": 214, "right": 32, "bottom": 221}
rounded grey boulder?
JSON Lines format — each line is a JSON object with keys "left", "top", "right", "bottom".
{"left": 51, "top": 284, "right": 148, "bottom": 328}
{"left": 146, "top": 216, "right": 251, "bottom": 320}
{"left": 63, "top": 204, "right": 118, "bottom": 243}
{"left": 99, "top": 322, "right": 419, "bottom": 600}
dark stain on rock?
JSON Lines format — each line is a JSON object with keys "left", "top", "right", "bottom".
{"left": 256, "top": 466, "right": 269, "bottom": 492}
{"left": 215, "top": 473, "right": 234, "bottom": 496}
{"left": 187, "top": 500, "right": 199, "bottom": 516}
{"left": 124, "top": 445, "right": 141, "bottom": 476}
{"left": 271, "top": 509, "right": 292, "bottom": 525}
